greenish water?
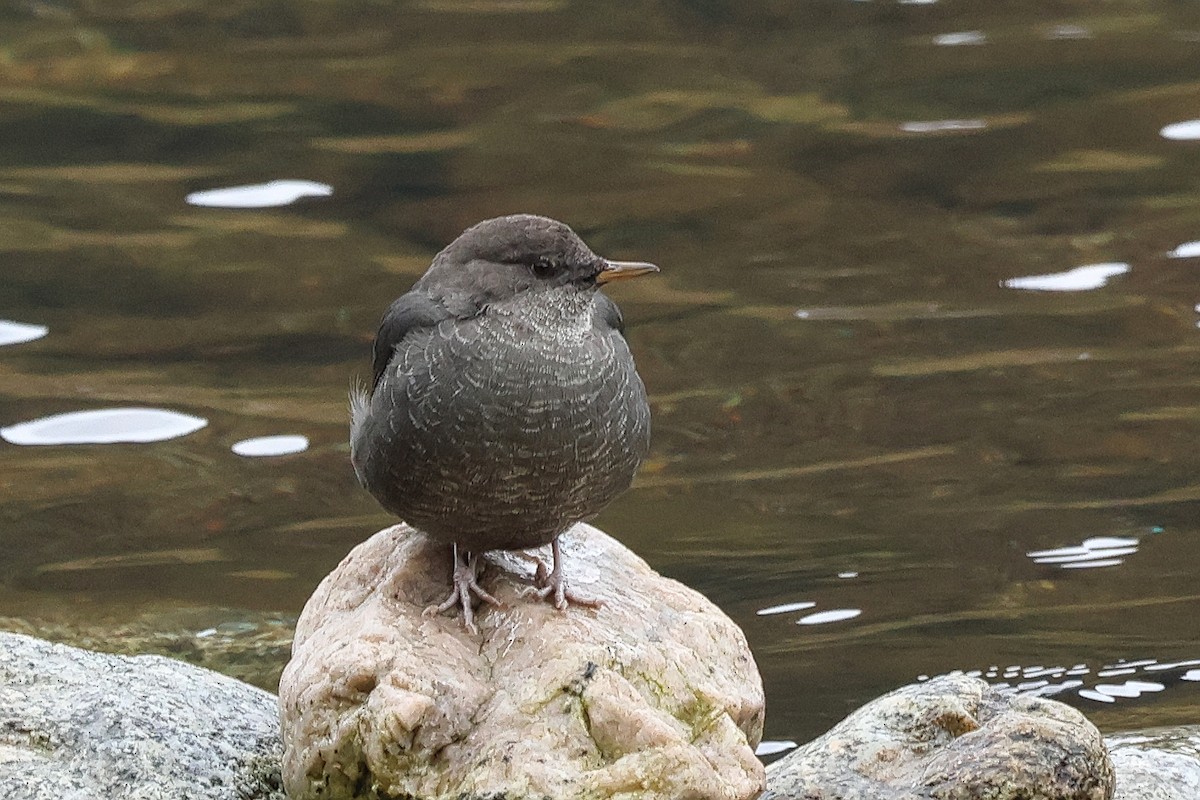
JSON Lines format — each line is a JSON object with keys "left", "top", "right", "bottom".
{"left": 2, "top": 0, "right": 1200, "bottom": 746}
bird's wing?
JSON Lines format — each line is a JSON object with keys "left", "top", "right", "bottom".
{"left": 371, "top": 291, "right": 452, "bottom": 389}
{"left": 593, "top": 292, "right": 626, "bottom": 336}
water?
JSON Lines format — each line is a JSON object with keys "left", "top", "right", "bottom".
{"left": 2, "top": 0, "right": 1200, "bottom": 746}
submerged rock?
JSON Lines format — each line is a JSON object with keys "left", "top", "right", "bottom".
{"left": 763, "top": 674, "right": 1113, "bottom": 800}
{"left": 0, "top": 604, "right": 295, "bottom": 690}
{"left": 0, "top": 630, "right": 283, "bottom": 800}
{"left": 278, "top": 523, "right": 765, "bottom": 800}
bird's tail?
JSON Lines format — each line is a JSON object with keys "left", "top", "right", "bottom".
{"left": 348, "top": 379, "right": 370, "bottom": 484}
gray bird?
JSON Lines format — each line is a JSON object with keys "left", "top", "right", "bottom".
{"left": 350, "top": 214, "right": 657, "bottom": 631}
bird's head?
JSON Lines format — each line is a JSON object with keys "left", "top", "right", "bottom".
{"left": 419, "top": 214, "right": 658, "bottom": 306}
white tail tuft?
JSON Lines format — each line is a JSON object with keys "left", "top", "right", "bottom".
{"left": 348, "top": 380, "right": 370, "bottom": 470}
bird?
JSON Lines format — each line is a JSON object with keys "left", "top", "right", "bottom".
{"left": 350, "top": 214, "right": 658, "bottom": 632}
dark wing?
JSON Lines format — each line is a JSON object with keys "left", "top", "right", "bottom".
{"left": 593, "top": 292, "right": 626, "bottom": 336}
{"left": 371, "top": 291, "right": 450, "bottom": 390}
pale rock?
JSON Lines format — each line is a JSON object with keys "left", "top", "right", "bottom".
{"left": 279, "top": 523, "right": 765, "bottom": 800}
{"left": 763, "top": 674, "right": 1113, "bottom": 799}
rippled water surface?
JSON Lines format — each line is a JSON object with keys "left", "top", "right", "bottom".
{"left": 3, "top": 0, "right": 1200, "bottom": 745}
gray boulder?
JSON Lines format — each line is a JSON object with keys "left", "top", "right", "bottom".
{"left": 763, "top": 674, "right": 1114, "bottom": 799}
{"left": 0, "top": 631, "right": 283, "bottom": 800}
{"left": 1108, "top": 726, "right": 1200, "bottom": 800}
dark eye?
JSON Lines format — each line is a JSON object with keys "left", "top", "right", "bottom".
{"left": 531, "top": 258, "right": 556, "bottom": 279}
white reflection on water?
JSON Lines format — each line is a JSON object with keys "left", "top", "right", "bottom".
{"left": 185, "top": 179, "right": 333, "bottom": 208}
{"left": 231, "top": 434, "right": 309, "bottom": 457}
{"left": 1047, "top": 24, "right": 1090, "bottom": 40}
{"left": 1022, "top": 680, "right": 1084, "bottom": 698}
{"left": 1, "top": 407, "right": 207, "bottom": 445}
{"left": 1003, "top": 262, "right": 1130, "bottom": 292}
{"left": 1027, "top": 535, "right": 1139, "bottom": 570}
{"left": 1059, "top": 558, "right": 1123, "bottom": 569}
{"left": 933, "top": 31, "right": 986, "bottom": 46}
{"left": 756, "top": 601, "right": 816, "bottom": 616}
{"left": 0, "top": 320, "right": 49, "bottom": 346}
{"left": 900, "top": 119, "right": 987, "bottom": 134}
{"left": 797, "top": 608, "right": 862, "bottom": 625}
{"left": 1169, "top": 240, "right": 1200, "bottom": 258}
{"left": 1145, "top": 659, "right": 1200, "bottom": 672}
{"left": 1094, "top": 680, "right": 1165, "bottom": 699}
{"left": 938, "top": 656, "right": 1200, "bottom": 706}
{"left": 1160, "top": 120, "right": 1200, "bottom": 141}
{"left": 1096, "top": 667, "right": 1138, "bottom": 678}
{"left": 755, "top": 740, "right": 798, "bottom": 756}
{"left": 1106, "top": 659, "right": 1158, "bottom": 669}
{"left": 1029, "top": 546, "right": 1138, "bottom": 563}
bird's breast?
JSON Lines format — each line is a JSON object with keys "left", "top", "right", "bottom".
{"left": 357, "top": 301, "right": 650, "bottom": 548}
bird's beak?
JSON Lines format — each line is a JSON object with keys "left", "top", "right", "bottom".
{"left": 595, "top": 260, "right": 660, "bottom": 285}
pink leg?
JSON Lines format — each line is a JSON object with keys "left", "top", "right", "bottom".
{"left": 424, "top": 544, "right": 503, "bottom": 633}
{"left": 531, "top": 537, "right": 604, "bottom": 611}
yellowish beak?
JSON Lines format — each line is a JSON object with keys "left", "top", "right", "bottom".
{"left": 595, "top": 260, "right": 660, "bottom": 285}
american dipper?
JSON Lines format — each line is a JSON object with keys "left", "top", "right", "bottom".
{"left": 350, "top": 214, "right": 658, "bottom": 631}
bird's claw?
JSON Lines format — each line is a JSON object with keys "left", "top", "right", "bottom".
{"left": 528, "top": 576, "right": 604, "bottom": 610}
{"left": 525, "top": 540, "right": 603, "bottom": 611}
{"left": 424, "top": 547, "right": 503, "bottom": 633}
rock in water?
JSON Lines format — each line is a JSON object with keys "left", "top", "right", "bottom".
{"left": 1108, "top": 726, "right": 1200, "bottom": 800}
{"left": 763, "top": 673, "right": 1114, "bottom": 800}
{"left": 0, "top": 631, "right": 283, "bottom": 800}
{"left": 278, "top": 523, "right": 765, "bottom": 800}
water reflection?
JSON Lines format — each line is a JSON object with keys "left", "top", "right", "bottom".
{"left": 797, "top": 609, "right": 862, "bottom": 626}
{"left": 929, "top": 656, "right": 1200, "bottom": 708}
{"left": 756, "top": 601, "right": 816, "bottom": 617}
{"left": 754, "top": 740, "right": 798, "bottom": 757}
{"left": 0, "top": 321, "right": 48, "bottom": 347}
{"left": 1169, "top": 241, "right": 1200, "bottom": 259}
{"left": 1160, "top": 121, "right": 1200, "bottom": 141}
{"left": 899, "top": 120, "right": 987, "bottom": 134}
{"left": 932, "top": 31, "right": 987, "bottom": 46}
{"left": 0, "top": 408, "right": 208, "bottom": 445}
{"left": 1027, "top": 536, "right": 1140, "bottom": 570}
{"left": 184, "top": 180, "right": 333, "bottom": 209}
{"left": 231, "top": 435, "right": 310, "bottom": 457}
{"left": 1002, "top": 263, "right": 1130, "bottom": 292}
{"left": 1086, "top": 681, "right": 1164, "bottom": 701}
{"left": 36, "top": 548, "right": 225, "bottom": 574}
{"left": 1046, "top": 25, "right": 1090, "bottom": 40}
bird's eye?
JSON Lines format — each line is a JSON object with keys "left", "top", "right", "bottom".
{"left": 531, "top": 259, "right": 556, "bottom": 279}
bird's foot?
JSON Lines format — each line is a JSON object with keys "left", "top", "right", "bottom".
{"left": 423, "top": 546, "right": 503, "bottom": 634}
{"left": 526, "top": 539, "right": 604, "bottom": 611}
{"left": 529, "top": 569, "right": 603, "bottom": 610}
